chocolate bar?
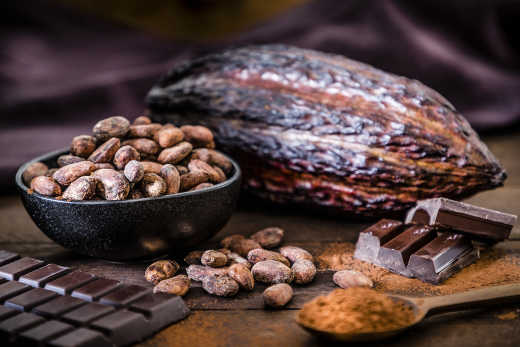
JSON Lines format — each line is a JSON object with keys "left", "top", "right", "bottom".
{"left": 354, "top": 221, "right": 479, "bottom": 283}
{"left": 406, "top": 198, "right": 517, "bottom": 243}
{"left": 0, "top": 251, "right": 190, "bottom": 346}
{"left": 353, "top": 219, "right": 404, "bottom": 264}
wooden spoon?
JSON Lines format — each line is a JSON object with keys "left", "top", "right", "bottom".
{"left": 297, "top": 283, "right": 520, "bottom": 342}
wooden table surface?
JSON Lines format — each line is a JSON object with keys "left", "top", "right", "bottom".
{"left": 1, "top": 130, "right": 519, "bottom": 347}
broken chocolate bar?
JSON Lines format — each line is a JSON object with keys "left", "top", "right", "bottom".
{"left": 408, "top": 233, "right": 479, "bottom": 284}
{"left": 406, "top": 198, "right": 517, "bottom": 243}
{"left": 353, "top": 219, "right": 404, "bottom": 264}
{"left": 377, "top": 225, "right": 437, "bottom": 277}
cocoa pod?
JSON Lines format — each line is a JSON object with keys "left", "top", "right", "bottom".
{"left": 279, "top": 246, "right": 313, "bottom": 263}
{"left": 128, "top": 123, "right": 162, "bottom": 138}
{"left": 189, "top": 182, "right": 213, "bottom": 191}
{"left": 180, "top": 125, "right": 214, "bottom": 147}
{"left": 53, "top": 161, "right": 96, "bottom": 186}
{"left": 153, "top": 275, "right": 190, "bottom": 296}
{"left": 92, "top": 169, "right": 130, "bottom": 200}
{"left": 23, "top": 162, "right": 48, "bottom": 185}
{"left": 291, "top": 259, "right": 316, "bottom": 284}
{"left": 157, "top": 141, "right": 193, "bottom": 164}
{"left": 62, "top": 176, "right": 97, "bottom": 201}
{"left": 121, "top": 138, "right": 160, "bottom": 155}
{"left": 145, "top": 260, "right": 180, "bottom": 285}
{"left": 124, "top": 160, "right": 144, "bottom": 183}
{"left": 140, "top": 173, "right": 167, "bottom": 197}
{"left": 141, "top": 161, "right": 162, "bottom": 174}
{"left": 133, "top": 116, "right": 152, "bottom": 125}
{"left": 30, "top": 176, "right": 61, "bottom": 196}
{"left": 263, "top": 283, "right": 293, "bottom": 308}
{"left": 93, "top": 116, "right": 130, "bottom": 141}
{"left": 228, "top": 263, "right": 254, "bottom": 290}
{"left": 202, "top": 275, "right": 239, "bottom": 297}
{"left": 160, "top": 164, "right": 180, "bottom": 194}
{"left": 113, "top": 145, "right": 140, "bottom": 169}
{"left": 250, "top": 227, "right": 284, "bottom": 249}
{"left": 147, "top": 45, "right": 506, "bottom": 216}
{"left": 88, "top": 138, "right": 121, "bottom": 163}
{"left": 247, "top": 249, "right": 290, "bottom": 267}
{"left": 333, "top": 270, "right": 373, "bottom": 289}
{"left": 186, "top": 264, "right": 229, "bottom": 282}
{"left": 70, "top": 135, "right": 97, "bottom": 157}
{"left": 251, "top": 260, "right": 293, "bottom": 284}
{"left": 154, "top": 126, "right": 184, "bottom": 148}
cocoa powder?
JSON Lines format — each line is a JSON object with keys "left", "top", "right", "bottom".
{"left": 297, "top": 288, "right": 414, "bottom": 334}
{"left": 316, "top": 242, "right": 520, "bottom": 296}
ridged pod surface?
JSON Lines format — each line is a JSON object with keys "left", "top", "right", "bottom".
{"left": 147, "top": 45, "right": 506, "bottom": 216}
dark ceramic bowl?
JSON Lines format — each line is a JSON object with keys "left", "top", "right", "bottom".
{"left": 16, "top": 148, "right": 241, "bottom": 262}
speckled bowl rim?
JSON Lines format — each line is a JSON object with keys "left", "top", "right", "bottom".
{"left": 16, "top": 147, "right": 242, "bottom": 205}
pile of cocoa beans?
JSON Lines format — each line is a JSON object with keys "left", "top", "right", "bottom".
{"left": 22, "top": 116, "right": 233, "bottom": 201}
{"left": 144, "top": 227, "right": 317, "bottom": 308}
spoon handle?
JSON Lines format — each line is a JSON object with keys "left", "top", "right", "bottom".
{"left": 419, "top": 283, "right": 520, "bottom": 316}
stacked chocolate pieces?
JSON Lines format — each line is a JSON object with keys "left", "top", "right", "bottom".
{"left": 354, "top": 198, "right": 517, "bottom": 284}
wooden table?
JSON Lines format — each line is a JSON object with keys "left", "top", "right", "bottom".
{"left": 1, "top": 131, "right": 519, "bottom": 347}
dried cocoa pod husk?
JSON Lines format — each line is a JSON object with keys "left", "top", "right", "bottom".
{"left": 53, "top": 161, "right": 96, "bottom": 186}
{"left": 147, "top": 44, "right": 506, "bottom": 216}
{"left": 70, "top": 135, "right": 97, "bottom": 157}
{"left": 62, "top": 176, "right": 97, "bottom": 201}
{"left": 88, "top": 138, "right": 121, "bottom": 163}
{"left": 30, "top": 176, "right": 61, "bottom": 196}
{"left": 23, "top": 162, "right": 48, "bottom": 185}
{"left": 92, "top": 168, "right": 130, "bottom": 200}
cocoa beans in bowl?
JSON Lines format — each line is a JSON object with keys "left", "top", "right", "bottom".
{"left": 15, "top": 148, "right": 241, "bottom": 261}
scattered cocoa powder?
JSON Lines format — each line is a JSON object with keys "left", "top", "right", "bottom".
{"left": 297, "top": 288, "right": 414, "bottom": 334}
{"left": 316, "top": 242, "right": 520, "bottom": 296}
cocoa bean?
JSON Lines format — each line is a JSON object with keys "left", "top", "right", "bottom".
{"left": 186, "top": 265, "right": 229, "bottom": 282}
{"left": 189, "top": 183, "right": 213, "bottom": 191}
{"left": 180, "top": 125, "right": 214, "bottom": 147}
{"left": 180, "top": 171, "right": 210, "bottom": 191}
{"left": 23, "top": 162, "right": 49, "bottom": 185}
{"left": 70, "top": 135, "right": 97, "bottom": 157}
{"left": 144, "top": 259, "right": 180, "bottom": 285}
{"left": 154, "top": 126, "right": 184, "bottom": 148}
{"left": 176, "top": 165, "right": 188, "bottom": 175}
{"left": 263, "top": 283, "right": 293, "bottom": 308}
{"left": 226, "top": 252, "right": 251, "bottom": 269}
{"left": 157, "top": 141, "right": 193, "bottom": 164}
{"left": 160, "top": 164, "right": 180, "bottom": 194}
{"left": 113, "top": 145, "right": 140, "bottom": 169}
{"left": 188, "top": 159, "right": 221, "bottom": 183}
{"left": 220, "top": 234, "right": 244, "bottom": 248}
{"left": 128, "top": 123, "right": 162, "bottom": 138}
{"left": 247, "top": 249, "right": 290, "bottom": 267}
{"left": 201, "top": 250, "right": 228, "bottom": 268}
{"left": 122, "top": 138, "right": 159, "bottom": 155}
{"left": 251, "top": 260, "right": 293, "bottom": 284}
{"left": 291, "top": 259, "right": 316, "bottom": 284}
{"left": 332, "top": 270, "right": 373, "bottom": 289}
{"left": 184, "top": 250, "right": 203, "bottom": 265}
{"left": 250, "top": 227, "right": 284, "bottom": 249}
{"left": 279, "top": 246, "right": 313, "bottom": 263}
{"left": 191, "top": 148, "right": 232, "bottom": 174}
{"left": 140, "top": 173, "right": 166, "bottom": 197}
{"left": 53, "top": 161, "right": 96, "bottom": 186}
{"left": 212, "top": 166, "right": 227, "bottom": 183}
{"left": 133, "top": 116, "right": 151, "bottom": 125}
{"left": 129, "top": 188, "right": 144, "bottom": 199}
{"left": 141, "top": 161, "right": 162, "bottom": 174}
{"left": 94, "top": 163, "right": 115, "bottom": 170}
{"left": 153, "top": 275, "right": 190, "bottom": 296}
{"left": 228, "top": 263, "right": 254, "bottom": 290}
{"left": 62, "top": 176, "right": 97, "bottom": 201}
{"left": 123, "top": 160, "right": 144, "bottom": 183}
{"left": 92, "top": 169, "right": 130, "bottom": 200}
{"left": 88, "top": 138, "right": 121, "bottom": 163}
{"left": 231, "top": 239, "right": 262, "bottom": 258}
{"left": 202, "top": 275, "right": 239, "bottom": 297}
{"left": 93, "top": 116, "right": 130, "bottom": 141}
{"left": 45, "top": 168, "right": 58, "bottom": 177}
{"left": 57, "top": 155, "right": 84, "bottom": 167}
{"left": 30, "top": 176, "right": 61, "bottom": 196}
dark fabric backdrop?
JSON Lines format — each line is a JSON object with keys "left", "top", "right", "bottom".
{"left": 2, "top": 0, "right": 520, "bottom": 192}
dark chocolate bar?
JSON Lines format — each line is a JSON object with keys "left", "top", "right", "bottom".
{"left": 405, "top": 198, "right": 517, "bottom": 243}
{"left": 377, "top": 225, "right": 437, "bottom": 277}
{"left": 353, "top": 219, "right": 404, "bottom": 264}
{"left": 0, "top": 250, "right": 190, "bottom": 346}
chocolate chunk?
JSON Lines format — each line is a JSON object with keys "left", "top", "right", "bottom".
{"left": 377, "top": 225, "right": 437, "bottom": 277}
{"left": 99, "top": 285, "right": 149, "bottom": 307}
{"left": 0, "top": 251, "right": 20, "bottom": 266}
{"left": 5, "top": 288, "right": 57, "bottom": 311}
{"left": 49, "top": 327, "right": 112, "bottom": 347}
{"left": 19, "top": 264, "right": 70, "bottom": 287}
{"left": 129, "top": 293, "right": 190, "bottom": 327}
{"left": 19, "top": 320, "right": 74, "bottom": 345}
{"left": 0, "top": 281, "right": 31, "bottom": 302}
{"left": 0, "top": 257, "right": 45, "bottom": 280}
{"left": 62, "top": 303, "right": 115, "bottom": 325}
{"left": 354, "top": 219, "right": 404, "bottom": 264}
{"left": 0, "top": 312, "right": 44, "bottom": 336}
{"left": 406, "top": 198, "right": 517, "bottom": 243}
{"left": 33, "top": 295, "right": 85, "bottom": 317}
{"left": 71, "top": 278, "right": 119, "bottom": 302}
{"left": 408, "top": 233, "right": 478, "bottom": 284}
{"left": 91, "top": 309, "right": 147, "bottom": 346}
{"left": 45, "top": 271, "right": 96, "bottom": 295}
{"left": 0, "top": 306, "right": 18, "bottom": 320}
